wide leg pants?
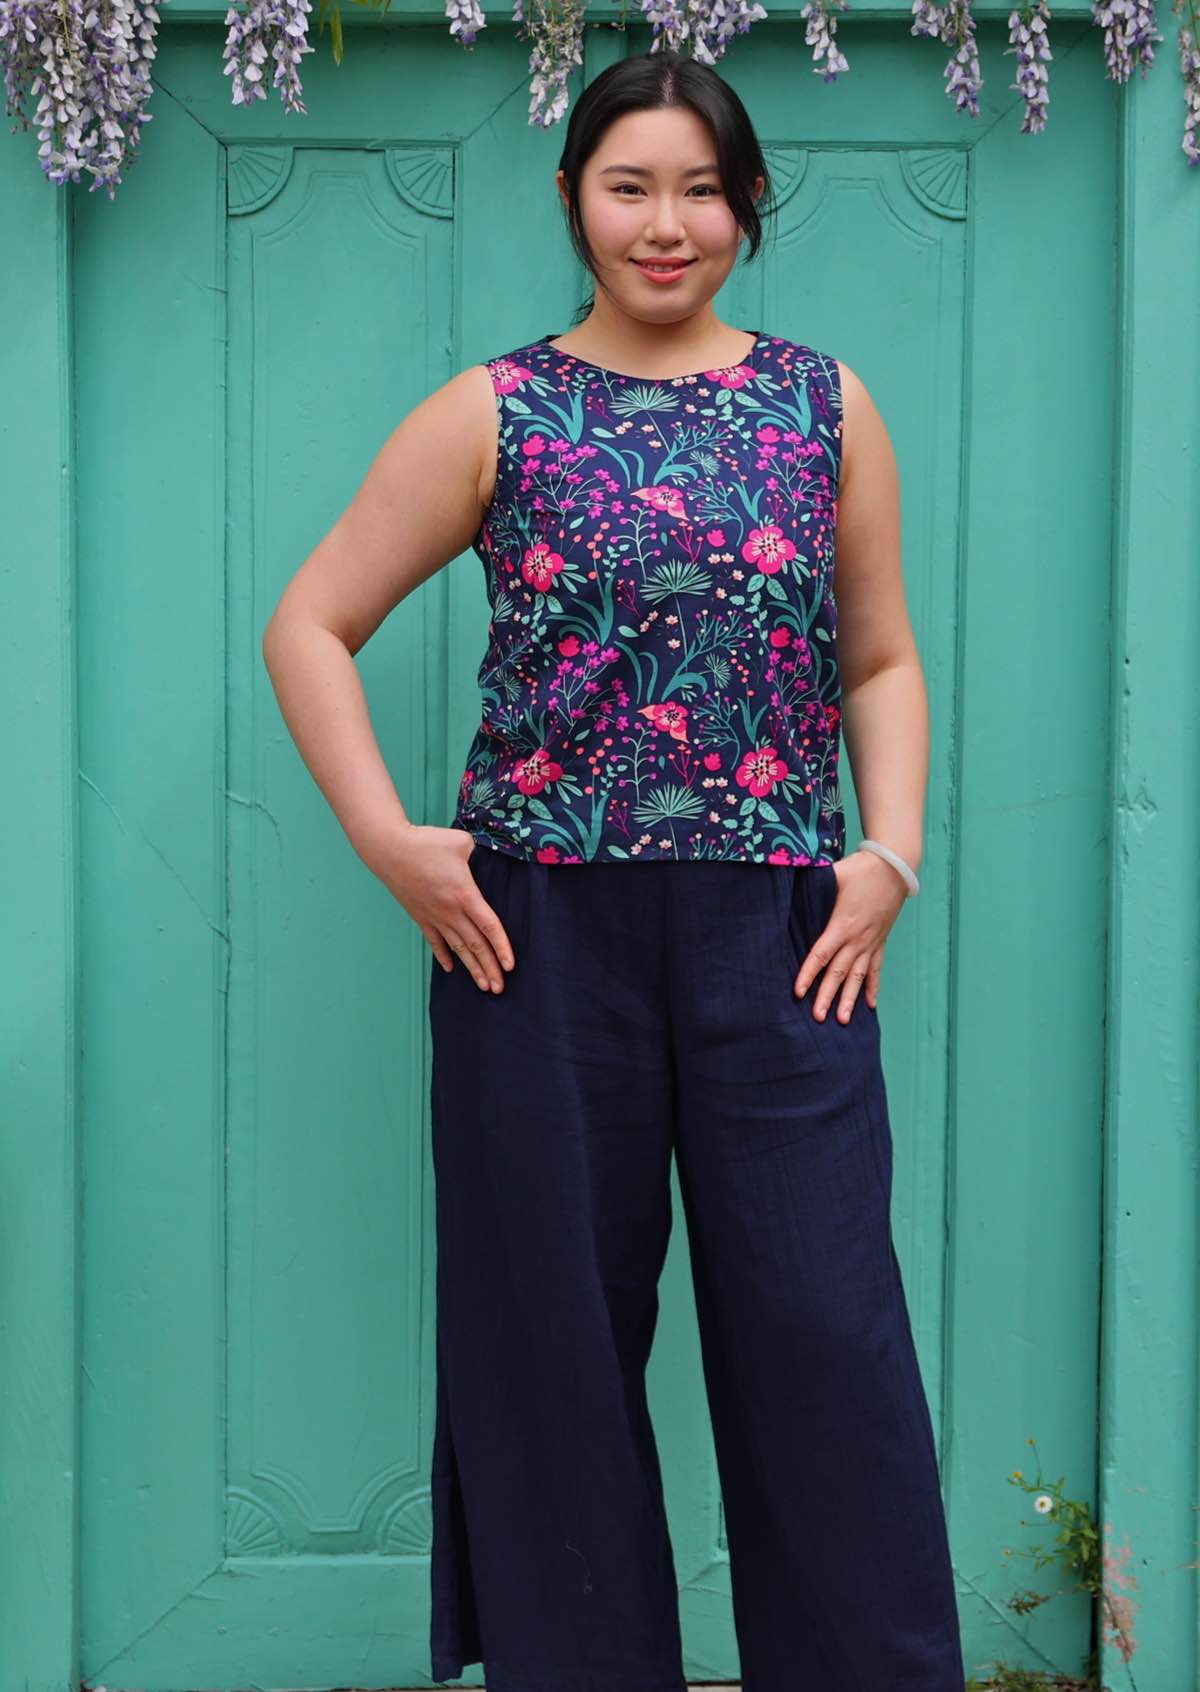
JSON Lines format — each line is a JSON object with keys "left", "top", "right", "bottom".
{"left": 428, "top": 846, "right": 965, "bottom": 1692}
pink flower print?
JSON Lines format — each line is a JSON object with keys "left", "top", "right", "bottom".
{"left": 769, "top": 627, "right": 791, "bottom": 649}
{"left": 522, "top": 542, "right": 565, "bottom": 592}
{"left": 557, "top": 634, "right": 581, "bottom": 657}
{"left": 639, "top": 701, "right": 691, "bottom": 741}
{"left": 522, "top": 434, "right": 548, "bottom": 458}
{"left": 535, "top": 844, "right": 562, "bottom": 864}
{"left": 632, "top": 485, "right": 688, "bottom": 521}
{"left": 741, "top": 525, "right": 797, "bottom": 575}
{"left": 702, "top": 752, "right": 722, "bottom": 771}
{"left": 735, "top": 745, "right": 789, "bottom": 798}
{"left": 709, "top": 362, "right": 757, "bottom": 390}
{"left": 515, "top": 749, "right": 565, "bottom": 795}
{"left": 767, "top": 847, "right": 793, "bottom": 865}
{"left": 490, "top": 357, "right": 535, "bottom": 394}
{"left": 706, "top": 528, "right": 726, "bottom": 547}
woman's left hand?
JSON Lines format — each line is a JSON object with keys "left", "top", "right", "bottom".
{"left": 795, "top": 850, "right": 910, "bottom": 1022}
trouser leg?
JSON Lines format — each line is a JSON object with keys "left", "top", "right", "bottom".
{"left": 429, "top": 849, "right": 689, "bottom": 1692}
{"left": 666, "top": 860, "right": 966, "bottom": 1692}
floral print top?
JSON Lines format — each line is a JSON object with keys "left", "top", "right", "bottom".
{"left": 450, "top": 329, "right": 845, "bottom": 865}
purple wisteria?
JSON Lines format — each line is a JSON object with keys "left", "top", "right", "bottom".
{"left": 1091, "top": 0, "right": 1162, "bottom": 80}
{"left": 523, "top": 0, "right": 586, "bottom": 126}
{"left": 223, "top": 0, "right": 314, "bottom": 112}
{"left": 4, "top": 0, "right": 1200, "bottom": 193}
{"left": 0, "top": 0, "right": 167, "bottom": 194}
{"left": 803, "top": 0, "right": 850, "bottom": 80}
{"left": 446, "top": 0, "right": 487, "bottom": 46}
{"left": 1179, "top": 1, "right": 1200, "bottom": 162}
{"left": 640, "top": 0, "right": 769, "bottom": 67}
{"left": 1005, "top": 0, "right": 1053, "bottom": 133}
{"left": 912, "top": 0, "right": 984, "bottom": 115}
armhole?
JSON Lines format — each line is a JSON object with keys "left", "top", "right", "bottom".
{"left": 812, "top": 349, "right": 843, "bottom": 507}
{"left": 471, "top": 360, "right": 503, "bottom": 555}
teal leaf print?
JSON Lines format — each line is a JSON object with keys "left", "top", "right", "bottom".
{"left": 610, "top": 384, "right": 683, "bottom": 417}
{"left": 633, "top": 784, "right": 707, "bottom": 827}
{"left": 642, "top": 561, "right": 715, "bottom": 603}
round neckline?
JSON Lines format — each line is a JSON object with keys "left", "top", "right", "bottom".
{"left": 539, "top": 328, "right": 764, "bottom": 382}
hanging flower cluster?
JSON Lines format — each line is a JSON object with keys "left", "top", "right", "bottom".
{"left": 223, "top": 0, "right": 314, "bottom": 112}
{"left": 3, "top": 0, "right": 1199, "bottom": 194}
{"left": 0, "top": 0, "right": 166, "bottom": 193}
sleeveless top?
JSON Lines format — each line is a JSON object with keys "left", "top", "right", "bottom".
{"left": 450, "top": 329, "right": 845, "bottom": 865}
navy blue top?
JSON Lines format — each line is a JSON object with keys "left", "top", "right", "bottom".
{"left": 451, "top": 329, "right": 845, "bottom": 864}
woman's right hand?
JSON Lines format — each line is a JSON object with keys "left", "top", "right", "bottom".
{"left": 376, "top": 824, "right": 515, "bottom": 992}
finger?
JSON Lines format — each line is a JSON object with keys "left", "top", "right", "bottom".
{"left": 446, "top": 914, "right": 509, "bottom": 992}
{"left": 833, "top": 961, "right": 870, "bottom": 1024}
{"left": 794, "top": 926, "right": 836, "bottom": 999}
{"left": 421, "top": 924, "right": 455, "bottom": 973}
{"left": 866, "top": 954, "right": 883, "bottom": 1009}
{"left": 468, "top": 897, "right": 515, "bottom": 973}
{"left": 811, "top": 943, "right": 852, "bottom": 1021}
{"left": 443, "top": 924, "right": 494, "bottom": 992}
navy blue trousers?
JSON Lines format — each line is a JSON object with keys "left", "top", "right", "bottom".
{"left": 428, "top": 847, "right": 964, "bottom": 1692}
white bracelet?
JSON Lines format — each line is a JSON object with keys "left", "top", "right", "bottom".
{"left": 857, "top": 838, "right": 920, "bottom": 897}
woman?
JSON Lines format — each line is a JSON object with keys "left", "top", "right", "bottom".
{"left": 263, "top": 46, "right": 964, "bottom": 1692}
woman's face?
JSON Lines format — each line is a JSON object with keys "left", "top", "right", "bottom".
{"left": 558, "top": 105, "right": 762, "bottom": 320}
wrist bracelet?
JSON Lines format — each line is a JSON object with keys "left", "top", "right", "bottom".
{"left": 857, "top": 838, "right": 920, "bottom": 897}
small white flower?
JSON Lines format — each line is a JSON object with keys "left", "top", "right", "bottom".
{"left": 1034, "top": 1493, "right": 1054, "bottom": 1514}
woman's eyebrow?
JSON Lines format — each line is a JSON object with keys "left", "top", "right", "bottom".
{"left": 597, "top": 163, "right": 720, "bottom": 177}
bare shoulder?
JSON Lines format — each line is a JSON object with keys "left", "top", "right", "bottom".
{"left": 410, "top": 360, "right": 499, "bottom": 508}
{"left": 834, "top": 358, "right": 897, "bottom": 494}
{"left": 262, "top": 360, "right": 501, "bottom": 656}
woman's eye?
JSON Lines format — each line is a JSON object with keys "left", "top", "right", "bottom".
{"left": 613, "top": 184, "right": 720, "bottom": 197}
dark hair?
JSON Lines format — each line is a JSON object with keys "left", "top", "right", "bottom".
{"left": 555, "top": 48, "right": 774, "bottom": 324}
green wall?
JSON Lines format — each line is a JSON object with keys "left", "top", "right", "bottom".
{"left": 2, "top": 6, "right": 1197, "bottom": 1690}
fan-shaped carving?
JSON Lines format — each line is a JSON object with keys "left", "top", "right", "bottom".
{"left": 384, "top": 149, "right": 454, "bottom": 219}
{"left": 227, "top": 145, "right": 295, "bottom": 216}
{"left": 380, "top": 1485, "right": 434, "bottom": 1554}
{"left": 899, "top": 149, "right": 967, "bottom": 219}
{"left": 762, "top": 145, "right": 809, "bottom": 213}
{"left": 226, "top": 1489, "right": 289, "bottom": 1555}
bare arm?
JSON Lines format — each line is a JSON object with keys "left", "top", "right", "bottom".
{"left": 793, "top": 360, "right": 929, "bottom": 1024}
{"left": 261, "top": 363, "right": 497, "bottom": 871}
{"left": 831, "top": 360, "right": 929, "bottom": 878}
{"left": 261, "top": 363, "right": 516, "bottom": 994}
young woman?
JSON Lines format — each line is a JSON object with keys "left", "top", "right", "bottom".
{"left": 263, "top": 47, "right": 965, "bottom": 1692}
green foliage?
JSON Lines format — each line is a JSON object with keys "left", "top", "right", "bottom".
{"left": 971, "top": 1437, "right": 1104, "bottom": 1692}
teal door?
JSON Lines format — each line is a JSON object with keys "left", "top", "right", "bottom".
{"left": 71, "top": 14, "right": 1114, "bottom": 1689}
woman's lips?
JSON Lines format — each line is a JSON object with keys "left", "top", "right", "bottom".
{"left": 632, "top": 259, "right": 695, "bottom": 284}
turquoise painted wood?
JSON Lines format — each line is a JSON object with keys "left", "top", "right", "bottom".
{"left": 3, "top": 7, "right": 1198, "bottom": 1692}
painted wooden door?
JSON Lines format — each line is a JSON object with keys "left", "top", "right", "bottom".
{"left": 72, "top": 13, "right": 1114, "bottom": 1689}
